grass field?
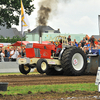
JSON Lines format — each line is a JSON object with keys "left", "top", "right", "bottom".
{"left": 0, "top": 72, "right": 39, "bottom": 76}
{"left": 0, "top": 83, "right": 97, "bottom": 96}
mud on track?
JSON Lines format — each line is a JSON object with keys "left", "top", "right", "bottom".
{"left": 0, "top": 74, "right": 96, "bottom": 86}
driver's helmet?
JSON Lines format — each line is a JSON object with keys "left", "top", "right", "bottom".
{"left": 59, "top": 39, "right": 62, "bottom": 43}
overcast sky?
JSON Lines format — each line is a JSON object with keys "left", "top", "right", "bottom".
{"left": 12, "top": 0, "right": 100, "bottom": 36}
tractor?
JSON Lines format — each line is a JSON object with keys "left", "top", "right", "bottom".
{"left": 17, "top": 36, "right": 87, "bottom": 76}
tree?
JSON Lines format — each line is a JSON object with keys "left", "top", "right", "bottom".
{"left": 6, "top": 36, "right": 10, "bottom": 43}
{"left": 0, "top": 35, "right": 5, "bottom": 42}
{"left": 0, "top": 0, "right": 35, "bottom": 28}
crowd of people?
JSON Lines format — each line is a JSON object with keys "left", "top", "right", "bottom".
{"left": 67, "top": 35, "right": 100, "bottom": 54}
{"left": 0, "top": 46, "right": 26, "bottom": 62}
{"left": 0, "top": 34, "right": 100, "bottom": 62}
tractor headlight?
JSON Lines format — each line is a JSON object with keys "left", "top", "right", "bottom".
{"left": 26, "top": 43, "right": 33, "bottom": 48}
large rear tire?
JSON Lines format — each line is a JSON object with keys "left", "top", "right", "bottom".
{"left": 19, "top": 64, "right": 31, "bottom": 75}
{"left": 36, "top": 59, "right": 48, "bottom": 74}
{"left": 61, "top": 47, "right": 87, "bottom": 76}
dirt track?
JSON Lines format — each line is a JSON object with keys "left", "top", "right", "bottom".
{"left": 0, "top": 74, "right": 99, "bottom": 100}
{"left": 0, "top": 74, "right": 96, "bottom": 87}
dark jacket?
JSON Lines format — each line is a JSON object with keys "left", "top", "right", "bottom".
{"left": 5, "top": 50, "right": 7, "bottom": 57}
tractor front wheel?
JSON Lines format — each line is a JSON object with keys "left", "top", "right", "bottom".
{"left": 19, "top": 64, "right": 31, "bottom": 75}
{"left": 36, "top": 59, "right": 48, "bottom": 74}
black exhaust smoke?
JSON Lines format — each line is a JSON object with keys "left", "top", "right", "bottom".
{"left": 37, "top": 5, "right": 51, "bottom": 26}
{"left": 37, "top": 0, "right": 69, "bottom": 43}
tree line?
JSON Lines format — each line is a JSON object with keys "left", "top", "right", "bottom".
{"left": 0, "top": 35, "right": 25, "bottom": 43}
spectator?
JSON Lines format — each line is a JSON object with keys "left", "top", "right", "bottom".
{"left": 17, "top": 47, "right": 21, "bottom": 55}
{"left": 7, "top": 48, "right": 10, "bottom": 60}
{"left": 74, "top": 39, "right": 78, "bottom": 47}
{"left": 98, "top": 41, "right": 100, "bottom": 49}
{"left": 79, "top": 40, "right": 83, "bottom": 47}
{"left": 67, "top": 35, "right": 71, "bottom": 43}
{"left": 72, "top": 40, "right": 78, "bottom": 47}
{"left": 18, "top": 48, "right": 26, "bottom": 58}
{"left": 89, "top": 36, "right": 95, "bottom": 47}
{"left": 1, "top": 50, "right": 5, "bottom": 62}
{"left": 74, "top": 39, "right": 77, "bottom": 43}
{"left": 4, "top": 47, "right": 9, "bottom": 62}
{"left": 94, "top": 39, "right": 98, "bottom": 45}
{"left": 82, "top": 37, "right": 86, "bottom": 47}
{"left": 0, "top": 48, "right": 2, "bottom": 53}
{"left": 22, "top": 48, "right": 26, "bottom": 57}
{"left": 10, "top": 47, "right": 13, "bottom": 53}
{"left": 72, "top": 41, "right": 76, "bottom": 46}
{"left": 68, "top": 41, "right": 71, "bottom": 45}
{"left": 98, "top": 38, "right": 100, "bottom": 42}
{"left": 87, "top": 42, "right": 91, "bottom": 47}
{"left": 4, "top": 47, "right": 8, "bottom": 57}
{"left": 85, "top": 34, "right": 90, "bottom": 42}
{"left": 10, "top": 46, "right": 19, "bottom": 61}
{"left": 83, "top": 45, "right": 89, "bottom": 54}
{"left": 78, "top": 43, "right": 82, "bottom": 49}
{"left": 85, "top": 47, "right": 89, "bottom": 54}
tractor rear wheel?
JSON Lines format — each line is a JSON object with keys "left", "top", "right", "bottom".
{"left": 61, "top": 47, "right": 87, "bottom": 76}
{"left": 36, "top": 59, "right": 48, "bottom": 74}
{"left": 19, "top": 64, "right": 31, "bottom": 75}
{"left": 46, "top": 66, "right": 63, "bottom": 75}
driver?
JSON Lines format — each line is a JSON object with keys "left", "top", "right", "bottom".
{"left": 55, "top": 39, "right": 62, "bottom": 55}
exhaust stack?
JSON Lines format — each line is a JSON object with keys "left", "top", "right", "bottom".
{"left": 39, "top": 26, "right": 42, "bottom": 44}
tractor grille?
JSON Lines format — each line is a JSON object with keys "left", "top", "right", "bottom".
{"left": 34, "top": 48, "right": 40, "bottom": 57}
{"left": 26, "top": 43, "right": 33, "bottom": 48}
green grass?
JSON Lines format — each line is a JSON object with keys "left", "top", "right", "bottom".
{"left": 0, "top": 83, "right": 98, "bottom": 96}
{"left": 0, "top": 72, "right": 39, "bottom": 76}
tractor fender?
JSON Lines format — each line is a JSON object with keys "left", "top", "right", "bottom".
{"left": 58, "top": 46, "right": 75, "bottom": 60}
{"left": 58, "top": 48, "right": 66, "bottom": 60}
